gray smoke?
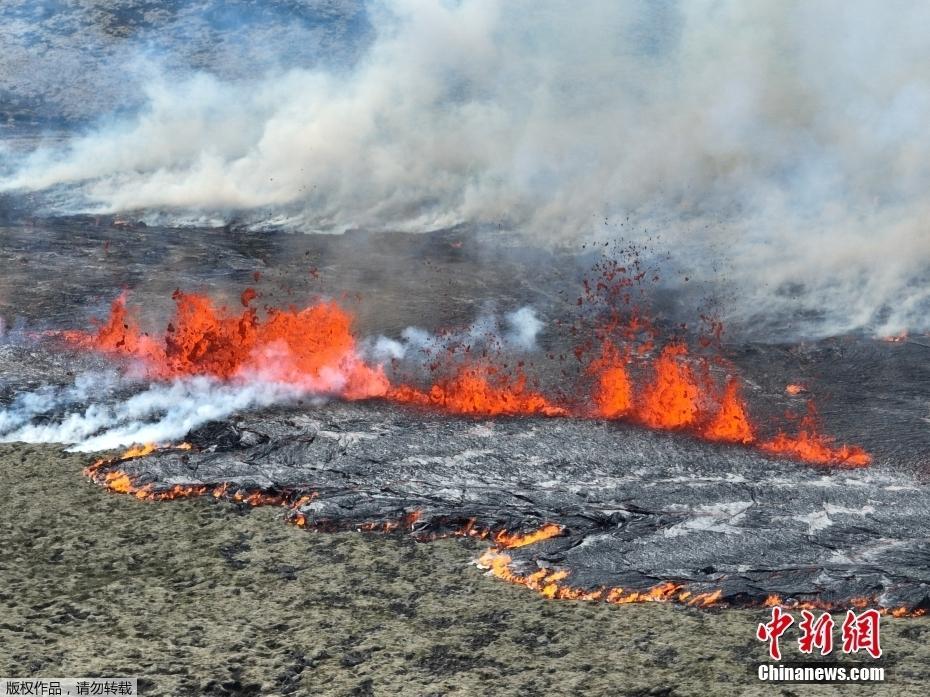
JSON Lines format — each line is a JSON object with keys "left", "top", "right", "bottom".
{"left": 3, "top": 1, "right": 930, "bottom": 337}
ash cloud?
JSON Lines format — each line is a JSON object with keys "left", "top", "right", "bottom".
{"left": 3, "top": 1, "right": 930, "bottom": 337}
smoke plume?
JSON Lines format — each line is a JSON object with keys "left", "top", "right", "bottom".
{"left": 3, "top": 1, "right": 930, "bottom": 337}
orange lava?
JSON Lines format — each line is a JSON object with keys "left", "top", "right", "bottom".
{"left": 389, "top": 364, "right": 566, "bottom": 417}
{"left": 478, "top": 549, "right": 723, "bottom": 606}
{"left": 69, "top": 291, "right": 389, "bottom": 399}
{"left": 80, "top": 292, "right": 162, "bottom": 362}
{"left": 760, "top": 406, "right": 871, "bottom": 468}
{"left": 492, "top": 523, "right": 564, "bottom": 548}
{"left": 479, "top": 549, "right": 923, "bottom": 615}
{"left": 85, "top": 449, "right": 307, "bottom": 507}
{"left": 121, "top": 442, "right": 158, "bottom": 458}
{"left": 637, "top": 344, "right": 703, "bottom": 429}
{"left": 763, "top": 594, "right": 923, "bottom": 617}
{"left": 703, "top": 378, "right": 755, "bottom": 444}
{"left": 785, "top": 384, "right": 806, "bottom": 395}
{"left": 588, "top": 341, "right": 633, "bottom": 418}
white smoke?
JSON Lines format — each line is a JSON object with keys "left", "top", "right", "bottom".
{"left": 365, "top": 306, "right": 544, "bottom": 363}
{"left": 502, "top": 307, "right": 543, "bottom": 351}
{"left": 3, "top": 1, "right": 930, "bottom": 336}
{"left": 0, "top": 373, "right": 306, "bottom": 452}
{"left": 0, "top": 370, "right": 124, "bottom": 435}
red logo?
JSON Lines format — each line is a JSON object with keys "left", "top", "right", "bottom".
{"left": 757, "top": 607, "right": 882, "bottom": 659}
{"left": 798, "top": 610, "right": 835, "bottom": 655}
{"left": 757, "top": 606, "right": 794, "bottom": 660}
{"left": 842, "top": 609, "right": 882, "bottom": 658}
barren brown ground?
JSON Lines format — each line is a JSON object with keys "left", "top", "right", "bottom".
{"left": 1, "top": 444, "right": 927, "bottom": 696}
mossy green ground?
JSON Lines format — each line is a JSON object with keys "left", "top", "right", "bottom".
{"left": 1, "top": 444, "right": 927, "bottom": 696}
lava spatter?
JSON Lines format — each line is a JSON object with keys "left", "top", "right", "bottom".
{"left": 703, "top": 377, "right": 755, "bottom": 444}
{"left": 636, "top": 344, "right": 704, "bottom": 430}
{"left": 588, "top": 340, "right": 633, "bottom": 419}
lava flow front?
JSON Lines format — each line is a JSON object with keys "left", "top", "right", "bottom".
{"left": 82, "top": 440, "right": 925, "bottom": 616}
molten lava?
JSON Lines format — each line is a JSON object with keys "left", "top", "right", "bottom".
{"left": 85, "top": 292, "right": 162, "bottom": 362}
{"left": 70, "top": 291, "right": 389, "bottom": 399}
{"left": 588, "top": 341, "right": 633, "bottom": 418}
{"left": 358, "top": 510, "right": 423, "bottom": 533}
{"left": 637, "top": 344, "right": 703, "bottom": 429}
{"left": 389, "top": 364, "right": 566, "bottom": 417}
{"left": 85, "top": 445, "right": 312, "bottom": 506}
{"left": 703, "top": 378, "right": 755, "bottom": 444}
{"left": 478, "top": 549, "right": 923, "bottom": 614}
{"left": 121, "top": 442, "right": 158, "bottom": 459}
{"left": 477, "top": 549, "right": 724, "bottom": 606}
{"left": 492, "top": 523, "right": 564, "bottom": 548}
{"left": 761, "top": 406, "right": 871, "bottom": 468}
{"left": 68, "top": 289, "right": 873, "bottom": 467}
{"left": 83, "top": 446, "right": 917, "bottom": 615}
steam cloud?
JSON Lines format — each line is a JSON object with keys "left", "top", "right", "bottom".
{"left": 0, "top": 373, "right": 305, "bottom": 452}
{"left": 3, "top": 1, "right": 930, "bottom": 337}
{"left": 366, "top": 306, "right": 543, "bottom": 363}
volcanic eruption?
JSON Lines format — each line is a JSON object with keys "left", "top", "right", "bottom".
{"left": 1, "top": 0, "right": 929, "bottom": 631}
{"left": 4, "top": 235, "right": 910, "bottom": 618}
{"left": 58, "top": 266, "right": 870, "bottom": 470}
